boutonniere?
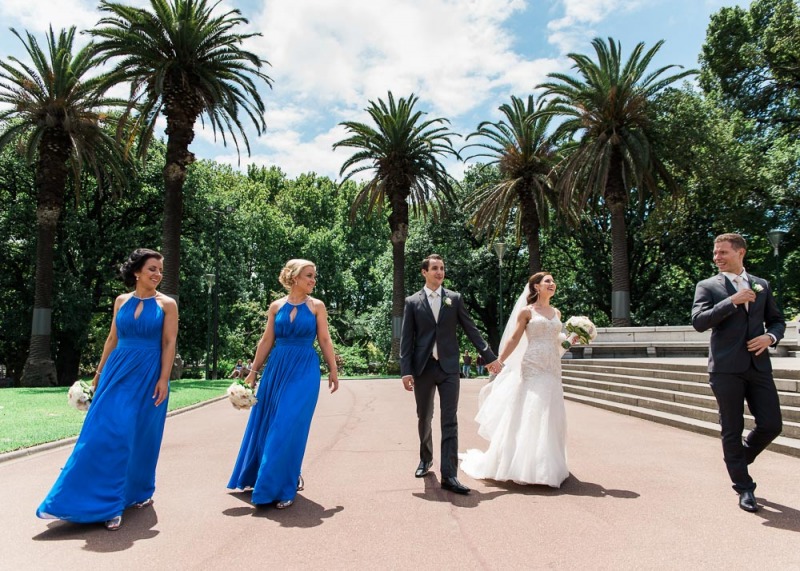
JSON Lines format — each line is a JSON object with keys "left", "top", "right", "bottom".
{"left": 443, "top": 297, "right": 452, "bottom": 307}
{"left": 751, "top": 283, "right": 763, "bottom": 293}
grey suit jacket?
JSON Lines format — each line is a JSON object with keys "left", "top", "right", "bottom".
{"left": 691, "top": 273, "right": 785, "bottom": 373}
{"left": 399, "top": 288, "right": 496, "bottom": 377}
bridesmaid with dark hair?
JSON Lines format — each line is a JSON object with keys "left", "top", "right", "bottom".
{"left": 37, "top": 248, "right": 178, "bottom": 530}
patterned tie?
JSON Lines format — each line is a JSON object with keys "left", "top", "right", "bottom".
{"left": 733, "top": 275, "right": 749, "bottom": 311}
{"left": 430, "top": 291, "right": 440, "bottom": 359}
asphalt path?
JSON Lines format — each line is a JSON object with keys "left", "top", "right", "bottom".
{"left": 2, "top": 377, "right": 799, "bottom": 570}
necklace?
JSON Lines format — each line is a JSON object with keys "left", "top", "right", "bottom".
{"left": 132, "top": 292, "right": 158, "bottom": 300}
{"left": 287, "top": 295, "right": 309, "bottom": 305}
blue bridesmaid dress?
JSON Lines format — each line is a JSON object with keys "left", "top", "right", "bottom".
{"left": 37, "top": 295, "right": 168, "bottom": 523}
{"left": 228, "top": 299, "right": 321, "bottom": 504}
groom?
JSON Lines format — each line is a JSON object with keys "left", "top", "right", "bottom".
{"left": 400, "top": 254, "right": 501, "bottom": 494}
{"left": 691, "top": 233, "right": 785, "bottom": 513}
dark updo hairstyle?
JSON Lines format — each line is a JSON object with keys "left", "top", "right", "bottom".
{"left": 526, "top": 271, "right": 552, "bottom": 305}
{"left": 120, "top": 248, "right": 163, "bottom": 288}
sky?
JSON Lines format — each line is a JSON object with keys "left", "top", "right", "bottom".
{"left": 0, "top": 0, "right": 749, "bottom": 181}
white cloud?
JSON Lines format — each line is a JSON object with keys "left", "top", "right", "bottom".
{"left": 0, "top": 0, "right": 98, "bottom": 36}
{"left": 214, "top": 123, "right": 352, "bottom": 180}
{"left": 547, "top": 0, "right": 650, "bottom": 53}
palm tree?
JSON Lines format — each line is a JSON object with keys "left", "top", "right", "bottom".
{"left": 462, "top": 95, "right": 560, "bottom": 274}
{"left": 89, "top": 0, "right": 272, "bottom": 299}
{"left": 0, "top": 27, "right": 129, "bottom": 386}
{"left": 539, "top": 37, "right": 695, "bottom": 326}
{"left": 333, "top": 92, "right": 459, "bottom": 364}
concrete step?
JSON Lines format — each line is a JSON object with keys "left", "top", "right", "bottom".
{"left": 561, "top": 371, "right": 800, "bottom": 408}
{"left": 562, "top": 383, "right": 800, "bottom": 439}
{"left": 562, "top": 362, "right": 800, "bottom": 392}
{"left": 564, "top": 392, "right": 800, "bottom": 458}
{"left": 563, "top": 363, "right": 710, "bottom": 384}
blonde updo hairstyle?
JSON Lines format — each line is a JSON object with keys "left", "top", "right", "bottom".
{"left": 279, "top": 259, "right": 316, "bottom": 291}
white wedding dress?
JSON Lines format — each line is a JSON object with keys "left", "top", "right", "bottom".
{"left": 461, "top": 302, "right": 569, "bottom": 487}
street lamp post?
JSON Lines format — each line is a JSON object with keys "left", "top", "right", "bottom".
{"left": 493, "top": 242, "right": 507, "bottom": 335}
{"left": 204, "top": 273, "right": 215, "bottom": 380}
{"left": 767, "top": 229, "right": 788, "bottom": 311}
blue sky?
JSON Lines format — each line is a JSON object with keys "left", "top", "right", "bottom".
{"left": 0, "top": 0, "right": 748, "bottom": 180}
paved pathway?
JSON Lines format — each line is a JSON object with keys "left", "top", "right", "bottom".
{"left": 2, "top": 375, "right": 799, "bottom": 570}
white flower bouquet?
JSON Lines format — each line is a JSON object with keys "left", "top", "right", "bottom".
{"left": 68, "top": 380, "right": 95, "bottom": 412}
{"left": 227, "top": 379, "right": 257, "bottom": 410}
{"left": 561, "top": 316, "right": 598, "bottom": 349}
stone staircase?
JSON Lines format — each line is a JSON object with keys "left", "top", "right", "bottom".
{"left": 561, "top": 359, "right": 800, "bottom": 458}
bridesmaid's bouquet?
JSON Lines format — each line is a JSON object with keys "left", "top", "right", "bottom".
{"left": 67, "top": 380, "right": 95, "bottom": 412}
{"left": 227, "top": 379, "right": 257, "bottom": 410}
{"left": 561, "top": 316, "right": 598, "bottom": 349}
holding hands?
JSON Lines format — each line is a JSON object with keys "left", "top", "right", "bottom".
{"left": 486, "top": 360, "right": 503, "bottom": 375}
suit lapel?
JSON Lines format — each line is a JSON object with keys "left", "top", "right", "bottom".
{"left": 718, "top": 274, "right": 736, "bottom": 297}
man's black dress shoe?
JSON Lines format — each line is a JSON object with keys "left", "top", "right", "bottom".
{"left": 441, "top": 477, "right": 470, "bottom": 495}
{"left": 738, "top": 490, "right": 759, "bottom": 512}
{"left": 415, "top": 460, "right": 433, "bottom": 478}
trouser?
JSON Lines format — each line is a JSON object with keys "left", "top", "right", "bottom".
{"left": 414, "top": 358, "right": 460, "bottom": 478}
{"left": 709, "top": 369, "right": 782, "bottom": 492}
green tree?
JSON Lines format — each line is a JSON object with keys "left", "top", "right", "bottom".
{"left": 89, "top": 0, "right": 273, "bottom": 301}
{"left": 700, "top": 0, "right": 800, "bottom": 136}
{"left": 539, "top": 37, "right": 696, "bottom": 326}
{"left": 463, "top": 95, "right": 559, "bottom": 274}
{"left": 0, "top": 27, "right": 128, "bottom": 386}
{"left": 333, "top": 92, "right": 459, "bottom": 364}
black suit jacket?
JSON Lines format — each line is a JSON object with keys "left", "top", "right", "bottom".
{"left": 691, "top": 273, "right": 785, "bottom": 373}
{"left": 399, "top": 288, "right": 496, "bottom": 377}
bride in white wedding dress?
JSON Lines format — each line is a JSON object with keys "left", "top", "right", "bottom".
{"left": 461, "top": 272, "right": 570, "bottom": 487}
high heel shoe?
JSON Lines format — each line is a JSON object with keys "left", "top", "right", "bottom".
{"left": 297, "top": 475, "right": 304, "bottom": 491}
{"left": 104, "top": 515, "right": 122, "bottom": 531}
{"left": 134, "top": 498, "right": 154, "bottom": 509}
{"left": 276, "top": 499, "right": 294, "bottom": 509}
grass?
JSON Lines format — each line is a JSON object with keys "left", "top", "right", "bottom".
{"left": 0, "top": 378, "right": 230, "bottom": 454}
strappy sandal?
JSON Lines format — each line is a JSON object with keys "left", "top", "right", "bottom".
{"left": 134, "top": 498, "right": 154, "bottom": 509}
{"left": 297, "top": 475, "right": 304, "bottom": 491}
{"left": 275, "top": 500, "right": 294, "bottom": 509}
{"left": 105, "top": 515, "right": 122, "bottom": 531}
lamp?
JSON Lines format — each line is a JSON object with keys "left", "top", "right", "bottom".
{"left": 767, "top": 229, "right": 788, "bottom": 311}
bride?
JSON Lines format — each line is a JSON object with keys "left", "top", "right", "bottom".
{"left": 460, "top": 271, "right": 569, "bottom": 487}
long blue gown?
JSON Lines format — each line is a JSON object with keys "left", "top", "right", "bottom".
{"left": 228, "top": 300, "right": 321, "bottom": 504}
{"left": 37, "top": 295, "right": 168, "bottom": 523}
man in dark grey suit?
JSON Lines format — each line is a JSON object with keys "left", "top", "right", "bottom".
{"left": 691, "top": 233, "right": 785, "bottom": 513}
{"left": 400, "top": 254, "right": 501, "bottom": 494}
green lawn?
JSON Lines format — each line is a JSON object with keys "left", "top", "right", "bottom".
{"left": 0, "top": 379, "right": 230, "bottom": 454}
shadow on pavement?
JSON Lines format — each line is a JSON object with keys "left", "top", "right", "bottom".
{"left": 223, "top": 491, "right": 344, "bottom": 528}
{"left": 32, "top": 506, "right": 159, "bottom": 552}
{"left": 412, "top": 475, "right": 511, "bottom": 508}
{"left": 756, "top": 499, "right": 800, "bottom": 532}
{"left": 480, "top": 474, "right": 640, "bottom": 499}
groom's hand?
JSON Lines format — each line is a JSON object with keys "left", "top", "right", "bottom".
{"left": 402, "top": 375, "right": 414, "bottom": 391}
{"left": 747, "top": 334, "right": 773, "bottom": 356}
{"left": 731, "top": 289, "right": 756, "bottom": 306}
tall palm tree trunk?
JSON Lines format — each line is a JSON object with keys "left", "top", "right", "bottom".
{"left": 519, "top": 192, "right": 542, "bottom": 274}
{"left": 21, "top": 132, "right": 71, "bottom": 387}
{"left": 388, "top": 198, "right": 409, "bottom": 372}
{"left": 160, "top": 108, "right": 197, "bottom": 299}
{"left": 607, "top": 154, "right": 631, "bottom": 326}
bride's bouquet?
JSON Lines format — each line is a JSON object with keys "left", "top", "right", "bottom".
{"left": 561, "top": 316, "right": 598, "bottom": 349}
{"left": 227, "top": 379, "right": 258, "bottom": 410}
{"left": 68, "top": 380, "right": 95, "bottom": 412}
